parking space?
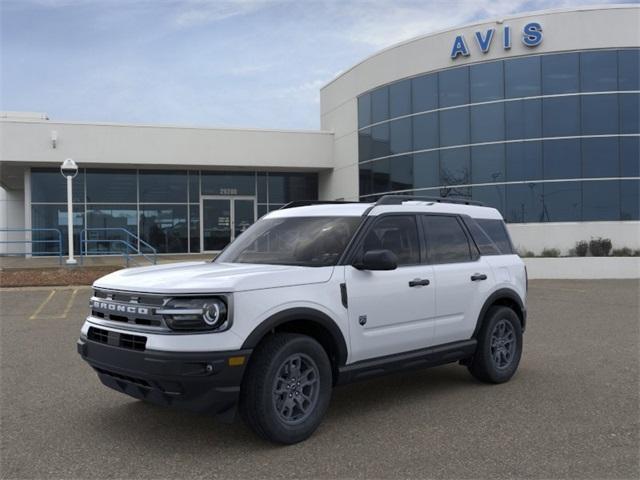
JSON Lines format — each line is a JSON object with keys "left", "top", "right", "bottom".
{"left": 1, "top": 280, "right": 638, "bottom": 479}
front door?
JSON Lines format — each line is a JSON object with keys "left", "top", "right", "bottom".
{"left": 345, "top": 214, "right": 436, "bottom": 363}
{"left": 201, "top": 196, "right": 255, "bottom": 252}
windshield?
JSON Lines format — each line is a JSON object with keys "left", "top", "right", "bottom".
{"left": 216, "top": 216, "right": 362, "bottom": 267}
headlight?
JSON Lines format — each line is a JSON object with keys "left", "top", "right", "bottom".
{"left": 157, "top": 297, "right": 229, "bottom": 331}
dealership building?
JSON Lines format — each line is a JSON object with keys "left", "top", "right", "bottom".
{"left": 1, "top": 5, "right": 638, "bottom": 257}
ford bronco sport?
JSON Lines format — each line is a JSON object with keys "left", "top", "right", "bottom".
{"left": 78, "top": 195, "right": 527, "bottom": 444}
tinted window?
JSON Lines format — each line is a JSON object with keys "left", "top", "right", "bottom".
{"left": 620, "top": 93, "right": 639, "bottom": 134}
{"left": 389, "top": 117, "right": 412, "bottom": 154}
{"left": 621, "top": 137, "right": 640, "bottom": 177}
{"left": 139, "top": 170, "right": 187, "bottom": 203}
{"left": 202, "top": 172, "right": 255, "bottom": 196}
{"left": 506, "top": 142, "right": 543, "bottom": 181}
{"left": 440, "top": 107, "right": 469, "bottom": 147}
{"left": 423, "top": 215, "right": 472, "bottom": 264}
{"left": 359, "top": 129, "right": 373, "bottom": 162}
{"left": 581, "top": 94, "right": 619, "bottom": 135}
{"left": 256, "top": 172, "right": 267, "bottom": 203}
{"left": 542, "top": 53, "right": 579, "bottom": 94}
{"left": 371, "top": 123, "right": 390, "bottom": 158}
{"left": 582, "top": 138, "right": 619, "bottom": 178}
{"left": 618, "top": 49, "right": 640, "bottom": 90}
{"left": 543, "top": 139, "right": 580, "bottom": 180}
{"left": 470, "top": 61, "right": 504, "bottom": 102}
{"left": 543, "top": 182, "right": 581, "bottom": 222}
{"left": 581, "top": 51, "right": 618, "bottom": 92}
{"left": 476, "top": 218, "right": 513, "bottom": 254}
{"left": 189, "top": 205, "right": 199, "bottom": 253}
{"left": 470, "top": 102, "right": 504, "bottom": 143}
{"left": 505, "top": 183, "right": 543, "bottom": 223}
{"left": 505, "top": 99, "right": 542, "bottom": 140}
{"left": 372, "top": 159, "right": 391, "bottom": 193}
{"left": 371, "top": 87, "right": 389, "bottom": 123}
{"left": 413, "top": 151, "right": 439, "bottom": 189}
{"left": 472, "top": 185, "right": 505, "bottom": 218}
{"left": 189, "top": 171, "right": 200, "bottom": 203}
{"left": 86, "top": 169, "right": 136, "bottom": 203}
{"left": 268, "top": 173, "right": 317, "bottom": 204}
{"left": 621, "top": 180, "right": 640, "bottom": 220}
{"left": 440, "top": 148, "right": 470, "bottom": 186}
{"left": 505, "top": 56, "right": 541, "bottom": 98}
{"left": 389, "top": 79, "right": 411, "bottom": 118}
{"left": 31, "top": 204, "right": 84, "bottom": 255}
{"left": 390, "top": 155, "right": 413, "bottom": 191}
{"left": 464, "top": 218, "right": 500, "bottom": 255}
{"left": 583, "top": 180, "right": 620, "bottom": 221}
{"left": 358, "top": 94, "right": 371, "bottom": 128}
{"left": 139, "top": 205, "right": 188, "bottom": 253}
{"left": 471, "top": 144, "right": 505, "bottom": 184}
{"left": 359, "top": 163, "right": 373, "bottom": 197}
{"left": 32, "top": 168, "right": 84, "bottom": 203}
{"left": 439, "top": 67, "right": 469, "bottom": 108}
{"left": 542, "top": 96, "right": 580, "bottom": 137}
{"left": 412, "top": 112, "right": 439, "bottom": 151}
{"left": 362, "top": 215, "right": 420, "bottom": 265}
{"left": 412, "top": 74, "right": 438, "bottom": 112}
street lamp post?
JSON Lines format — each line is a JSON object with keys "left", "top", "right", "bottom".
{"left": 60, "top": 158, "right": 78, "bottom": 265}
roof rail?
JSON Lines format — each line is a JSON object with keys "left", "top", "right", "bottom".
{"left": 279, "top": 200, "right": 362, "bottom": 210}
{"left": 374, "top": 194, "right": 485, "bottom": 207}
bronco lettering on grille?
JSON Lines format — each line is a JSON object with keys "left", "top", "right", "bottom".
{"left": 91, "top": 300, "right": 149, "bottom": 315}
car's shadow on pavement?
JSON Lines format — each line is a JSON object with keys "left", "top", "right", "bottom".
{"left": 87, "top": 363, "right": 480, "bottom": 450}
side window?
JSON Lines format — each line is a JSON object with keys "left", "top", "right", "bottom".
{"left": 423, "top": 215, "right": 473, "bottom": 264}
{"left": 360, "top": 215, "right": 420, "bottom": 266}
{"left": 476, "top": 219, "right": 514, "bottom": 254}
{"left": 462, "top": 218, "right": 501, "bottom": 256}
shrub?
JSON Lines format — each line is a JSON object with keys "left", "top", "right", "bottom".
{"left": 574, "top": 240, "right": 589, "bottom": 257}
{"left": 517, "top": 248, "right": 535, "bottom": 258}
{"left": 540, "top": 248, "right": 560, "bottom": 257}
{"left": 611, "top": 247, "right": 640, "bottom": 257}
{"left": 589, "top": 237, "right": 612, "bottom": 257}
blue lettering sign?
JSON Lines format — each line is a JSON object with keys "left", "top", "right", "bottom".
{"left": 522, "top": 22, "right": 543, "bottom": 47}
{"left": 474, "top": 29, "right": 495, "bottom": 53}
{"left": 450, "top": 35, "right": 470, "bottom": 59}
{"left": 503, "top": 25, "right": 512, "bottom": 50}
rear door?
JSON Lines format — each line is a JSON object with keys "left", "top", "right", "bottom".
{"left": 345, "top": 214, "right": 436, "bottom": 363}
{"left": 422, "top": 215, "right": 495, "bottom": 345}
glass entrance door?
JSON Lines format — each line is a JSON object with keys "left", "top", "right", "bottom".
{"left": 201, "top": 196, "right": 255, "bottom": 252}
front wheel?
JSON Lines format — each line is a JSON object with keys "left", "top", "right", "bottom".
{"left": 468, "top": 306, "right": 523, "bottom": 383}
{"left": 240, "top": 333, "right": 332, "bottom": 444}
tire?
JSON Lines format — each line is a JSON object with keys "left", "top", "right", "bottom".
{"left": 239, "top": 333, "right": 332, "bottom": 444}
{"left": 468, "top": 306, "right": 523, "bottom": 384}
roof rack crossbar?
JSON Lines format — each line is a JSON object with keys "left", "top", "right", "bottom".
{"left": 374, "top": 195, "right": 485, "bottom": 207}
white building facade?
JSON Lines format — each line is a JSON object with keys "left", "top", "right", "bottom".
{"left": 1, "top": 5, "right": 639, "bottom": 257}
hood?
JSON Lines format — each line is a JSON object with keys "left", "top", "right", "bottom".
{"left": 93, "top": 261, "right": 335, "bottom": 294}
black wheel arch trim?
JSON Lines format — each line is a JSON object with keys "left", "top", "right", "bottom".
{"left": 241, "top": 307, "right": 349, "bottom": 367}
{"left": 473, "top": 288, "right": 527, "bottom": 338}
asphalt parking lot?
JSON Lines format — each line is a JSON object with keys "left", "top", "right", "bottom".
{"left": 1, "top": 280, "right": 638, "bottom": 479}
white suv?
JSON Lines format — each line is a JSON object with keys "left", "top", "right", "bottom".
{"left": 78, "top": 195, "right": 527, "bottom": 444}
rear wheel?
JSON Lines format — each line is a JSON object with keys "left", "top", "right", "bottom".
{"left": 468, "top": 306, "right": 522, "bottom": 383}
{"left": 240, "top": 333, "right": 332, "bottom": 444}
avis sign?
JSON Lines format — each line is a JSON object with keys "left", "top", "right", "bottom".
{"left": 450, "top": 22, "right": 543, "bottom": 59}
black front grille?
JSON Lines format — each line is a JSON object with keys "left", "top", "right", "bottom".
{"left": 90, "top": 289, "right": 167, "bottom": 329}
{"left": 88, "top": 326, "right": 147, "bottom": 351}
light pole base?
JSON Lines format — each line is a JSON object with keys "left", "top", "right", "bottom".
{"left": 66, "top": 258, "right": 78, "bottom": 265}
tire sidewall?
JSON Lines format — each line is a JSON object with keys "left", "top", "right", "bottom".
{"left": 479, "top": 307, "right": 523, "bottom": 383}
{"left": 258, "top": 336, "right": 332, "bottom": 443}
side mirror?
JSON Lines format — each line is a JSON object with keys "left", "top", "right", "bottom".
{"left": 354, "top": 249, "right": 398, "bottom": 271}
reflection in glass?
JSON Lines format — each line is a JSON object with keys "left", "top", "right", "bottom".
{"left": 359, "top": 128, "right": 373, "bottom": 162}
{"left": 412, "top": 74, "right": 438, "bottom": 113}
{"left": 372, "top": 159, "right": 391, "bottom": 193}
{"left": 31, "top": 204, "right": 84, "bottom": 255}
{"left": 470, "top": 103, "right": 504, "bottom": 143}
{"left": 389, "top": 117, "right": 412, "bottom": 154}
{"left": 472, "top": 185, "right": 505, "bottom": 216}
{"left": 470, "top": 61, "right": 504, "bottom": 102}
{"left": 32, "top": 168, "right": 85, "bottom": 203}
{"left": 505, "top": 183, "right": 543, "bottom": 223}
{"left": 581, "top": 94, "right": 619, "bottom": 135}
{"left": 505, "top": 56, "right": 541, "bottom": 98}
{"left": 506, "top": 142, "right": 542, "bottom": 182}
{"left": 583, "top": 180, "right": 620, "bottom": 221}
{"left": 371, "top": 87, "right": 389, "bottom": 123}
{"left": 581, "top": 51, "right": 618, "bottom": 92}
{"left": 189, "top": 205, "right": 200, "bottom": 253}
{"left": 412, "top": 112, "right": 438, "bottom": 151}
{"left": 471, "top": 144, "right": 505, "bottom": 184}
{"left": 358, "top": 94, "right": 371, "bottom": 128}
{"left": 542, "top": 96, "right": 580, "bottom": 137}
{"left": 389, "top": 79, "right": 411, "bottom": 118}
{"left": 582, "top": 138, "right": 619, "bottom": 178}
{"left": 621, "top": 137, "right": 640, "bottom": 177}
{"left": 139, "top": 170, "right": 187, "bottom": 203}
{"left": 618, "top": 49, "right": 640, "bottom": 91}
{"left": 505, "top": 99, "right": 542, "bottom": 140}
{"left": 86, "top": 169, "right": 136, "bottom": 203}
{"left": 440, "top": 148, "right": 470, "bottom": 186}
{"left": 413, "top": 152, "right": 439, "bottom": 189}
{"left": 440, "top": 107, "right": 469, "bottom": 147}
{"left": 621, "top": 180, "right": 640, "bottom": 220}
{"left": 620, "top": 93, "right": 640, "bottom": 134}
{"left": 202, "top": 171, "right": 255, "bottom": 196}
{"left": 390, "top": 155, "right": 413, "bottom": 191}
{"left": 543, "top": 182, "right": 581, "bottom": 222}
{"left": 371, "top": 123, "right": 390, "bottom": 159}
{"left": 544, "top": 139, "right": 580, "bottom": 180}
{"left": 140, "top": 205, "right": 188, "bottom": 253}
{"left": 439, "top": 67, "right": 469, "bottom": 108}
{"left": 542, "top": 53, "right": 579, "bottom": 95}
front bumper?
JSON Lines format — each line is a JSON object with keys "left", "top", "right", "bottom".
{"left": 77, "top": 337, "right": 252, "bottom": 419}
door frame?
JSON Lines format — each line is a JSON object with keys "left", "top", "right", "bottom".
{"left": 200, "top": 195, "right": 256, "bottom": 253}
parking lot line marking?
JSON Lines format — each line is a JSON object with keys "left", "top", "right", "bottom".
{"left": 29, "top": 289, "right": 56, "bottom": 320}
{"left": 60, "top": 288, "right": 79, "bottom": 319}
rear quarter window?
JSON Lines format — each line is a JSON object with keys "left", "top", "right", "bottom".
{"left": 474, "top": 218, "right": 514, "bottom": 255}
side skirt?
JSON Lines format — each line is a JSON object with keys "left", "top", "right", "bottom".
{"left": 336, "top": 339, "right": 477, "bottom": 385}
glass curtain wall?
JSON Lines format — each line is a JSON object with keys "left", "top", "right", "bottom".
{"left": 31, "top": 169, "right": 318, "bottom": 255}
{"left": 358, "top": 48, "right": 640, "bottom": 223}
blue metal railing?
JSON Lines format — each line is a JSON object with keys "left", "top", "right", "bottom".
{"left": 79, "top": 228, "right": 157, "bottom": 267}
{"left": 0, "top": 228, "right": 63, "bottom": 264}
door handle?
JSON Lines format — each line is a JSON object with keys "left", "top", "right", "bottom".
{"left": 471, "top": 273, "right": 488, "bottom": 281}
{"left": 409, "top": 278, "right": 430, "bottom": 287}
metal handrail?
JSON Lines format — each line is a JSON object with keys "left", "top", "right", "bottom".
{"left": 79, "top": 228, "right": 157, "bottom": 267}
{"left": 0, "top": 228, "right": 63, "bottom": 264}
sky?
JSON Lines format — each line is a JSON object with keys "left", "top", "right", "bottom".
{"left": 1, "top": 0, "right": 636, "bottom": 130}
